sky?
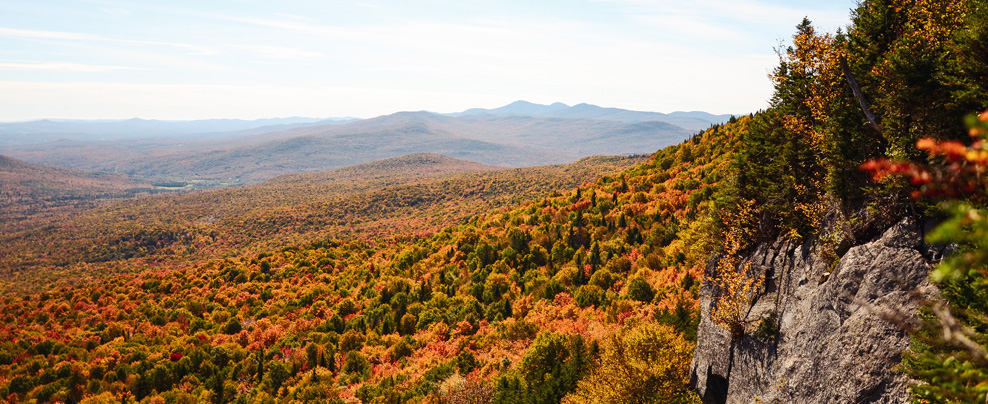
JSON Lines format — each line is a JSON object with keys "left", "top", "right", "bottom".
{"left": 0, "top": 0, "right": 858, "bottom": 121}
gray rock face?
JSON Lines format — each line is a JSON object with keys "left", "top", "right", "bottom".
{"left": 690, "top": 218, "right": 935, "bottom": 404}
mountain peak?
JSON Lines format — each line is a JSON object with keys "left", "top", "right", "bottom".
{"left": 503, "top": 100, "right": 570, "bottom": 111}
{"left": 448, "top": 101, "right": 730, "bottom": 130}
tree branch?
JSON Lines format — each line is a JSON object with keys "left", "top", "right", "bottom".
{"left": 931, "top": 301, "right": 988, "bottom": 365}
{"left": 839, "top": 55, "right": 883, "bottom": 134}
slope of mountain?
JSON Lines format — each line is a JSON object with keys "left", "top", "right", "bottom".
{"left": 0, "top": 153, "right": 646, "bottom": 293}
{"left": 117, "top": 126, "right": 556, "bottom": 181}
{"left": 684, "top": 2, "right": 988, "bottom": 402}
{"left": 0, "top": 111, "right": 690, "bottom": 182}
{"left": 1, "top": 1, "right": 985, "bottom": 403}
{"left": 269, "top": 152, "right": 496, "bottom": 185}
{"left": 0, "top": 154, "right": 151, "bottom": 224}
{"left": 0, "top": 116, "right": 722, "bottom": 403}
{"left": 451, "top": 100, "right": 735, "bottom": 131}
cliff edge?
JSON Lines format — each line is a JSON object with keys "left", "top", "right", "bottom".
{"left": 689, "top": 217, "right": 940, "bottom": 403}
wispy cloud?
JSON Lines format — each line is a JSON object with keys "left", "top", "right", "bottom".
{"left": 219, "top": 16, "right": 351, "bottom": 38}
{"left": 355, "top": 2, "right": 389, "bottom": 10}
{"left": 0, "top": 0, "right": 857, "bottom": 119}
{"left": 592, "top": 0, "right": 850, "bottom": 37}
{"left": 0, "top": 27, "right": 99, "bottom": 41}
{"left": 121, "top": 39, "right": 217, "bottom": 56}
{"left": 274, "top": 12, "right": 309, "bottom": 20}
{"left": 227, "top": 44, "right": 324, "bottom": 61}
{"left": 0, "top": 61, "right": 150, "bottom": 72}
{"left": 98, "top": 7, "right": 132, "bottom": 18}
{"left": 0, "top": 26, "right": 218, "bottom": 56}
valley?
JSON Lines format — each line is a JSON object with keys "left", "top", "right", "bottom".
{"left": 0, "top": 151, "right": 646, "bottom": 294}
{"left": 0, "top": 102, "right": 701, "bottom": 182}
{"left": 0, "top": 95, "right": 723, "bottom": 402}
{"left": 0, "top": 118, "right": 725, "bottom": 402}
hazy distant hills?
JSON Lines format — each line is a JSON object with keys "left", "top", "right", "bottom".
{"left": 450, "top": 100, "right": 735, "bottom": 131}
{"left": 112, "top": 111, "right": 686, "bottom": 180}
{"left": 0, "top": 116, "right": 354, "bottom": 143}
{"left": 0, "top": 101, "right": 728, "bottom": 182}
{"left": 110, "top": 112, "right": 561, "bottom": 181}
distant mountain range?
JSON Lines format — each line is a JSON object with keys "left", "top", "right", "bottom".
{"left": 449, "top": 100, "right": 735, "bottom": 131}
{"left": 0, "top": 117, "right": 356, "bottom": 143}
{"left": 0, "top": 101, "right": 735, "bottom": 182}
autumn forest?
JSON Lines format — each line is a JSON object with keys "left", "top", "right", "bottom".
{"left": 3, "top": 0, "right": 988, "bottom": 403}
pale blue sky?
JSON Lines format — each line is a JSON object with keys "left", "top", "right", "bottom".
{"left": 0, "top": 0, "right": 857, "bottom": 121}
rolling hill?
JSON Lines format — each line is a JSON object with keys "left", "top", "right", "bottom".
{"left": 0, "top": 153, "right": 646, "bottom": 293}
{"left": 0, "top": 154, "right": 152, "bottom": 225}
{"left": 451, "top": 100, "right": 735, "bottom": 131}
{"left": 0, "top": 2, "right": 985, "bottom": 403}
{"left": 0, "top": 117, "right": 719, "bottom": 403}
{"left": 0, "top": 111, "right": 691, "bottom": 182}
{"left": 0, "top": 117, "right": 353, "bottom": 143}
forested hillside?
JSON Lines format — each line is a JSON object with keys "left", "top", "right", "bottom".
{"left": 691, "top": 0, "right": 988, "bottom": 402}
{"left": 0, "top": 155, "right": 152, "bottom": 227}
{"left": 2, "top": 0, "right": 987, "bottom": 402}
{"left": 0, "top": 154, "right": 644, "bottom": 295}
{"left": 0, "top": 115, "right": 747, "bottom": 402}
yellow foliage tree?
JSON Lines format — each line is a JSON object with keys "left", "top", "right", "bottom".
{"left": 708, "top": 199, "right": 763, "bottom": 337}
{"left": 561, "top": 322, "right": 699, "bottom": 404}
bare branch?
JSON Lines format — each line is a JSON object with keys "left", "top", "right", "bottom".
{"left": 930, "top": 302, "right": 988, "bottom": 364}
{"left": 839, "top": 55, "right": 883, "bottom": 134}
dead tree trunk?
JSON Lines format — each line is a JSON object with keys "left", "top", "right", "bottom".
{"left": 839, "top": 55, "right": 882, "bottom": 134}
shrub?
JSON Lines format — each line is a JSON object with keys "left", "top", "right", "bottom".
{"left": 756, "top": 311, "right": 779, "bottom": 343}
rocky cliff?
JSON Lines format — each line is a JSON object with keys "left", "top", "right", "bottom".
{"left": 689, "top": 217, "right": 943, "bottom": 403}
